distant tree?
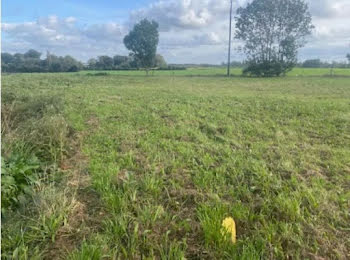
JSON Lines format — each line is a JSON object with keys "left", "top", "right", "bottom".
{"left": 47, "top": 55, "right": 62, "bottom": 72}
{"left": 124, "top": 19, "right": 159, "bottom": 74}
{"left": 347, "top": 54, "right": 350, "bottom": 66}
{"left": 235, "top": 0, "right": 314, "bottom": 76}
{"left": 86, "top": 55, "right": 135, "bottom": 70}
{"left": 331, "top": 61, "right": 348, "bottom": 69}
{"left": 87, "top": 58, "right": 98, "bottom": 70}
{"left": 155, "top": 54, "right": 167, "bottom": 69}
{"left": 1, "top": 53, "right": 14, "bottom": 72}
{"left": 46, "top": 54, "right": 81, "bottom": 72}
{"left": 24, "top": 49, "right": 41, "bottom": 59}
{"left": 68, "top": 65, "right": 79, "bottom": 72}
{"left": 13, "top": 53, "right": 25, "bottom": 65}
{"left": 97, "top": 56, "right": 114, "bottom": 70}
{"left": 1, "top": 53, "right": 14, "bottom": 64}
{"left": 1, "top": 49, "right": 82, "bottom": 73}
{"left": 127, "top": 55, "right": 140, "bottom": 69}
{"left": 113, "top": 55, "right": 128, "bottom": 67}
{"left": 222, "top": 61, "right": 245, "bottom": 67}
{"left": 302, "top": 59, "right": 322, "bottom": 68}
{"left": 10, "top": 53, "right": 25, "bottom": 72}
{"left": 300, "top": 59, "right": 348, "bottom": 68}
{"left": 61, "top": 55, "right": 82, "bottom": 72}
{"left": 22, "top": 58, "right": 42, "bottom": 72}
{"left": 1, "top": 53, "right": 11, "bottom": 72}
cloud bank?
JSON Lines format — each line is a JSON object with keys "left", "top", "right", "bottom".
{"left": 2, "top": 0, "right": 350, "bottom": 63}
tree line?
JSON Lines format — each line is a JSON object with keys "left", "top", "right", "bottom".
{"left": 3, "top": 49, "right": 349, "bottom": 73}
{"left": 1, "top": 50, "right": 179, "bottom": 73}
{"left": 1, "top": 19, "right": 186, "bottom": 74}
{"left": 1, "top": 50, "right": 83, "bottom": 73}
{"left": 300, "top": 59, "right": 350, "bottom": 68}
{"left": 1, "top": 50, "right": 173, "bottom": 73}
{"left": 2, "top": 4, "right": 350, "bottom": 76}
{"left": 86, "top": 53, "right": 169, "bottom": 70}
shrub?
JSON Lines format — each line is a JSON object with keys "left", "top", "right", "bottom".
{"left": 242, "top": 60, "right": 294, "bottom": 77}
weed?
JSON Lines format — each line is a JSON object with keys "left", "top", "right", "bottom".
{"left": 1, "top": 154, "right": 40, "bottom": 213}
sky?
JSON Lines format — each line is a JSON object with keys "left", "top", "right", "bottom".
{"left": 2, "top": 0, "right": 350, "bottom": 64}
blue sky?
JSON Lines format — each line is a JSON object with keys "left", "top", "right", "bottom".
{"left": 2, "top": 0, "right": 350, "bottom": 63}
{"left": 2, "top": 0, "right": 153, "bottom": 23}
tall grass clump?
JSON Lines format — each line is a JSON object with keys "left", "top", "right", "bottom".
{"left": 1, "top": 89, "right": 77, "bottom": 259}
{"left": 1, "top": 91, "right": 71, "bottom": 217}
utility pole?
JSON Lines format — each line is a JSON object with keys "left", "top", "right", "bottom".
{"left": 227, "top": 0, "right": 233, "bottom": 77}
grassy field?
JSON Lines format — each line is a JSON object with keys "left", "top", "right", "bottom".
{"left": 2, "top": 69, "right": 350, "bottom": 259}
{"left": 78, "top": 67, "right": 350, "bottom": 77}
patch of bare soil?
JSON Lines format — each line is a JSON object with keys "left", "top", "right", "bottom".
{"left": 86, "top": 115, "right": 100, "bottom": 129}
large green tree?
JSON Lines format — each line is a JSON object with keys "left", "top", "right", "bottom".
{"left": 123, "top": 19, "right": 159, "bottom": 74}
{"left": 235, "top": 0, "right": 313, "bottom": 76}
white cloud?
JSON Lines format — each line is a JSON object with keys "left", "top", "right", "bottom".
{"left": 129, "top": 0, "right": 222, "bottom": 31}
{"left": 1, "top": 0, "right": 350, "bottom": 63}
{"left": 84, "top": 23, "right": 123, "bottom": 42}
{"left": 1, "top": 15, "right": 127, "bottom": 60}
{"left": 307, "top": 0, "right": 350, "bottom": 18}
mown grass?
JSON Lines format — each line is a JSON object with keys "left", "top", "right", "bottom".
{"left": 2, "top": 70, "right": 350, "bottom": 259}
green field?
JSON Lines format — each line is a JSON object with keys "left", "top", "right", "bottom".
{"left": 2, "top": 69, "right": 350, "bottom": 259}
{"left": 77, "top": 67, "right": 350, "bottom": 77}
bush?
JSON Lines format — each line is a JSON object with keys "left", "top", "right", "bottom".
{"left": 243, "top": 60, "right": 294, "bottom": 77}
